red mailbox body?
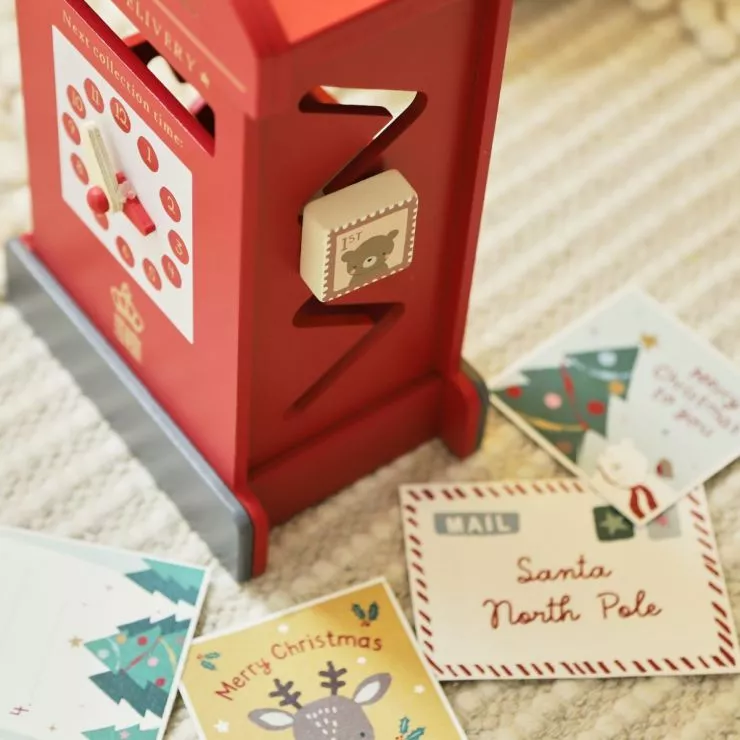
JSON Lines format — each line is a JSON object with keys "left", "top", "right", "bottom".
{"left": 11, "top": 0, "right": 513, "bottom": 578}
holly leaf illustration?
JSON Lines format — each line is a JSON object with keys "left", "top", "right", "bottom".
{"left": 368, "top": 602, "right": 379, "bottom": 622}
{"left": 201, "top": 660, "right": 217, "bottom": 671}
{"left": 400, "top": 718, "right": 410, "bottom": 734}
{"left": 352, "top": 604, "right": 367, "bottom": 621}
{"left": 205, "top": 652, "right": 221, "bottom": 659}
{"left": 407, "top": 729, "right": 426, "bottom": 740}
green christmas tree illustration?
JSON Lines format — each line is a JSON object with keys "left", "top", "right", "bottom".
{"left": 492, "top": 346, "right": 639, "bottom": 462}
{"left": 85, "top": 615, "right": 190, "bottom": 717}
{"left": 126, "top": 559, "right": 203, "bottom": 606}
{"left": 84, "top": 724, "right": 158, "bottom": 740}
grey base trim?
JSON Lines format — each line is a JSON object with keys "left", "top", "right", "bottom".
{"left": 5, "top": 238, "right": 255, "bottom": 582}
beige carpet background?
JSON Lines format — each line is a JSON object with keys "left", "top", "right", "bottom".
{"left": 3, "top": 0, "right": 740, "bottom": 737}
{"left": 630, "top": 0, "right": 740, "bottom": 61}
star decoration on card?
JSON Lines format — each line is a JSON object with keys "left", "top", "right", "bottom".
{"left": 214, "top": 720, "right": 230, "bottom": 733}
{"left": 593, "top": 506, "right": 635, "bottom": 542}
{"left": 413, "top": 685, "right": 426, "bottom": 694}
{"left": 600, "top": 510, "right": 630, "bottom": 536}
{"left": 641, "top": 334, "right": 658, "bottom": 349}
{"left": 69, "top": 637, "right": 84, "bottom": 648}
{"left": 278, "top": 624, "right": 289, "bottom": 634}
{"left": 200, "top": 72, "right": 211, "bottom": 88}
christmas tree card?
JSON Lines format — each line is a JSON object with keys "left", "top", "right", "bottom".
{"left": 400, "top": 480, "right": 740, "bottom": 681}
{"left": 179, "top": 579, "right": 465, "bottom": 739}
{"left": 0, "top": 526, "right": 210, "bottom": 740}
{"left": 489, "top": 287, "right": 740, "bottom": 525}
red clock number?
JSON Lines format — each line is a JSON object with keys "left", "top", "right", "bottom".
{"left": 116, "top": 236, "right": 135, "bottom": 268}
{"left": 71, "top": 154, "right": 89, "bottom": 184}
{"left": 168, "top": 230, "right": 190, "bottom": 264}
{"left": 84, "top": 79, "right": 105, "bottom": 113}
{"left": 159, "top": 187, "right": 181, "bottom": 222}
{"left": 110, "top": 98, "right": 131, "bottom": 133}
{"left": 116, "top": 236, "right": 135, "bottom": 267}
{"left": 137, "top": 137, "right": 159, "bottom": 173}
{"left": 62, "top": 113, "right": 81, "bottom": 145}
{"left": 67, "top": 85, "right": 86, "bottom": 118}
{"left": 143, "top": 259, "right": 162, "bottom": 291}
{"left": 162, "top": 255, "right": 182, "bottom": 288}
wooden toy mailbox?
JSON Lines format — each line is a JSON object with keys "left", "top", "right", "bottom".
{"left": 9, "top": 0, "right": 513, "bottom": 580}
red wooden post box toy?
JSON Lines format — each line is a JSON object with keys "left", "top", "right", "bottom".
{"left": 9, "top": 0, "right": 513, "bottom": 580}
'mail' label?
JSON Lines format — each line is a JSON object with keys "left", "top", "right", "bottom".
{"left": 434, "top": 512, "right": 520, "bottom": 536}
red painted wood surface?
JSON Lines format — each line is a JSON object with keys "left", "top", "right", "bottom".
{"left": 16, "top": 0, "right": 513, "bottom": 576}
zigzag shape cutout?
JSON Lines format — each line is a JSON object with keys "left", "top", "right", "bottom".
{"left": 292, "top": 87, "right": 426, "bottom": 414}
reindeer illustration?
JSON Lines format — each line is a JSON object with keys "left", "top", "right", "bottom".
{"left": 249, "top": 661, "right": 392, "bottom": 738}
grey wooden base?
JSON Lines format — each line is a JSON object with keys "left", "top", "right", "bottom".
{"left": 5, "top": 238, "right": 256, "bottom": 581}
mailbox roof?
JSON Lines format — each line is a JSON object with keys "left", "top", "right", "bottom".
{"left": 231, "top": 0, "right": 417, "bottom": 47}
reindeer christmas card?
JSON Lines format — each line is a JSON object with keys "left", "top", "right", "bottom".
{"left": 179, "top": 579, "right": 465, "bottom": 739}
{"left": 489, "top": 288, "right": 740, "bottom": 525}
{"left": 0, "top": 526, "right": 209, "bottom": 740}
{"left": 400, "top": 480, "right": 740, "bottom": 682}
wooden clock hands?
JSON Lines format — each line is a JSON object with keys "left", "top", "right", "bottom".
{"left": 82, "top": 121, "right": 156, "bottom": 236}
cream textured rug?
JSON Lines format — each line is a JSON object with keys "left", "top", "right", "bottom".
{"left": 3, "top": 0, "right": 740, "bottom": 737}
{"left": 632, "top": 0, "right": 740, "bottom": 60}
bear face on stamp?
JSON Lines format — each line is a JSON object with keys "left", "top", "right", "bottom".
{"left": 300, "top": 170, "right": 418, "bottom": 302}
{"left": 342, "top": 230, "right": 399, "bottom": 288}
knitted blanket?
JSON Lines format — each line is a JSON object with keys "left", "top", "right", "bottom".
{"left": 2, "top": 0, "right": 740, "bottom": 737}
{"left": 632, "top": 0, "right": 740, "bottom": 61}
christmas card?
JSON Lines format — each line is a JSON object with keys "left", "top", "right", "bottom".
{"left": 0, "top": 526, "right": 210, "bottom": 740}
{"left": 399, "top": 480, "right": 739, "bottom": 682}
{"left": 489, "top": 288, "right": 740, "bottom": 525}
{"left": 179, "top": 579, "right": 465, "bottom": 739}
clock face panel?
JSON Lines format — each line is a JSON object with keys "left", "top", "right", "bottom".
{"left": 52, "top": 27, "right": 195, "bottom": 343}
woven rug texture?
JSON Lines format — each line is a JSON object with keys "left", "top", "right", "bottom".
{"left": 2, "top": 0, "right": 740, "bottom": 737}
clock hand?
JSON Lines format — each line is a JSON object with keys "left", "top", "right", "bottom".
{"left": 117, "top": 172, "right": 157, "bottom": 237}
{"left": 81, "top": 123, "right": 156, "bottom": 237}
{"left": 87, "top": 172, "right": 156, "bottom": 236}
{"left": 82, "top": 121, "right": 123, "bottom": 212}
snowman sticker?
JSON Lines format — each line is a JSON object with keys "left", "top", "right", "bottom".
{"left": 591, "top": 439, "right": 672, "bottom": 522}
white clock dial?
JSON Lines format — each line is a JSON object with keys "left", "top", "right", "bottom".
{"left": 53, "top": 27, "right": 195, "bottom": 343}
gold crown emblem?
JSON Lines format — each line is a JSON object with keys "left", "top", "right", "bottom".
{"left": 111, "top": 282, "right": 145, "bottom": 333}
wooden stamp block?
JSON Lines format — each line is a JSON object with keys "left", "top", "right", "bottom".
{"left": 301, "top": 170, "right": 419, "bottom": 302}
